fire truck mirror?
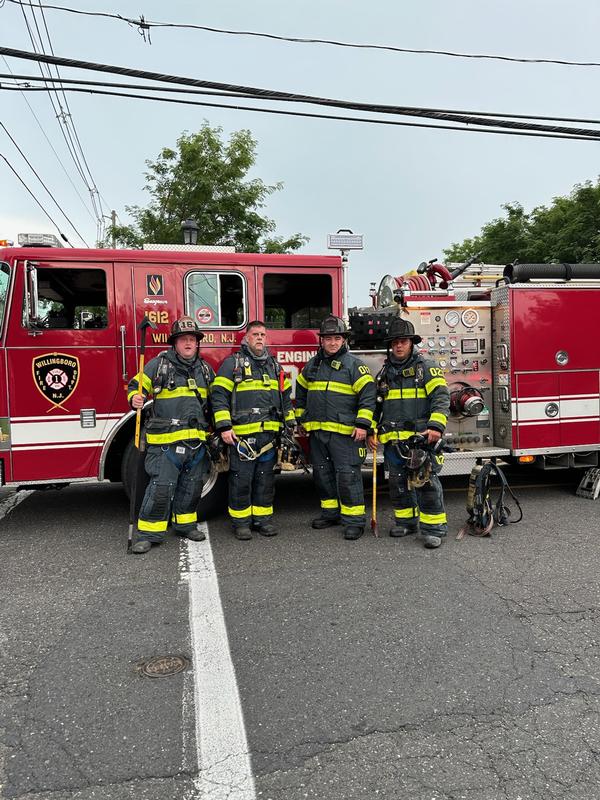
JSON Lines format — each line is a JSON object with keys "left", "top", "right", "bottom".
{"left": 25, "top": 260, "right": 40, "bottom": 328}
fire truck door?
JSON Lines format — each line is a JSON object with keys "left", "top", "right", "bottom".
{"left": 6, "top": 260, "right": 122, "bottom": 482}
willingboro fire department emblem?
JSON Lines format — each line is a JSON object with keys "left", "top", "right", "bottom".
{"left": 32, "top": 352, "right": 80, "bottom": 412}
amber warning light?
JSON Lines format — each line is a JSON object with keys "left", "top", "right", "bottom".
{"left": 0, "top": 239, "right": 14, "bottom": 247}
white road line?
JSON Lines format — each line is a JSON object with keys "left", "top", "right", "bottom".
{"left": 183, "top": 523, "right": 257, "bottom": 800}
{"left": 0, "top": 490, "right": 34, "bottom": 524}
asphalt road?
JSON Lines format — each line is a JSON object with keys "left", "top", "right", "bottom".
{"left": 1, "top": 466, "right": 600, "bottom": 800}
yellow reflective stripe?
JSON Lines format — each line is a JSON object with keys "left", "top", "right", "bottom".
{"left": 127, "top": 389, "right": 146, "bottom": 403}
{"left": 252, "top": 505, "right": 273, "bottom": 516}
{"left": 283, "top": 378, "right": 292, "bottom": 391}
{"left": 306, "top": 381, "right": 354, "bottom": 395}
{"left": 158, "top": 386, "right": 207, "bottom": 400}
{"left": 429, "top": 412, "right": 447, "bottom": 426}
{"left": 136, "top": 373, "right": 153, "bottom": 392}
{"left": 174, "top": 512, "right": 197, "bottom": 524}
{"left": 303, "top": 421, "right": 355, "bottom": 435}
{"left": 137, "top": 519, "right": 169, "bottom": 532}
{"left": 295, "top": 407, "right": 305, "bottom": 418}
{"left": 236, "top": 380, "right": 279, "bottom": 392}
{"left": 357, "top": 408, "right": 374, "bottom": 423}
{"left": 353, "top": 374, "right": 374, "bottom": 392}
{"left": 146, "top": 428, "right": 207, "bottom": 444}
{"left": 394, "top": 507, "right": 418, "bottom": 519}
{"left": 214, "top": 409, "right": 232, "bottom": 423}
{"left": 321, "top": 498, "right": 339, "bottom": 509}
{"left": 285, "top": 409, "right": 296, "bottom": 422}
{"left": 386, "top": 388, "right": 427, "bottom": 400}
{"left": 213, "top": 376, "right": 235, "bottom": 391}
{"left": 297, "top": 372, "right": 309, "bottom": 389}
{"left": 425, "top": 377, "right": 447, "bottom": 394}
{"left": 232, "top": 421, "right": 281, "bottom": 435}
{"left": 378, "top": 430, "right": 413, "bottom": 444}
{"left": 228, "top": 506, "right": 252, "bottom": 519}
{"left": 307, "top": 381, "right": 327, "bottom": 391}
{"left": 340, "top": 504, "right": 365, "bottom": 516}
{"left": 420, "top": 512, "right": 447, "bottom": 525}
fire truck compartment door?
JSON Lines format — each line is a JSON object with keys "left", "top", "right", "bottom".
{"left": 515, "top": 371, "right": 600, "bottom": 450}
{"left": 6, "top": 261, "right": 123, "bottom": 482}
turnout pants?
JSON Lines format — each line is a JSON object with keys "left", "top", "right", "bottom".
{"left": 384, "top": 443, "right": 447, "bottom": 537}
{"left": 137, "top": 442, "right": 207, "bottom": 542}
{"left": 227, "top": 432, "right": 276, "bottom": 529}
{"left": 310, "top": 430, "right": 367, "bottom": 529}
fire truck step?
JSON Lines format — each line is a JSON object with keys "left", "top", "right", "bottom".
{"left": 575, "top": 467, "right": 600, "bottom": 500}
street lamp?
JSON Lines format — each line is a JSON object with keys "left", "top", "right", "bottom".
{"left": 327, "top": 228, "right": 364, "bottom": 323}
{"left": 181, "top": 218, "right": 199, "bottom": 246}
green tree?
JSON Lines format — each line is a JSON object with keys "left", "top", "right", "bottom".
{"left": 107, "top": 124, "right": 308, "bottom": 253}
{"left": 444, "top": 178, "right": 600, "bottom": 264}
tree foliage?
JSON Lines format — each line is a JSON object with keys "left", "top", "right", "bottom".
{"left": 444, "top": 178, "right": 600, "bottom": 264}
{"left": 107, "top": 124, "right": 308, "bottom": 253}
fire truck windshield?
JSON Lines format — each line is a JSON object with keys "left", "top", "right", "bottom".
{"left": 0, "top": 262, "right": 9, "bottom": 332}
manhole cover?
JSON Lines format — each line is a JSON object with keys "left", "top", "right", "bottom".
{"left": 140, "top": 654, "right": 190, "bottom": 678}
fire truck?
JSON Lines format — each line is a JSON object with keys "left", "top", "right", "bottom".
{"left": 350, "top": 258, "right": 600, "bottom": 496}
{"left": 0, "top": 238, "right": 343, "bottom": 514}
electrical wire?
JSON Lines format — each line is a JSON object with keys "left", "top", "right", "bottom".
{"left": 0, "top": 152, "right": 72, "bottom": 244}
{"left": 5, "top": 0, "right": 600, "bottom": 69}
{"left": 1, "top": 47, "right": 599, "bottom": 141}
{"left": 0, "top": 121, "right": 90, "bottom": 245}
{"left": 4, "top": 71, "right": 600, "bottom": 127}
{"left": 2, "top": 83, "right": 598, "bottom": 143}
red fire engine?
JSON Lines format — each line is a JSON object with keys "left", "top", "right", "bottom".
{"left": 0, "top": 239, "right": 343, "bottom": 513}
{"left": 350, "top": 258, "right": 600, "bottom": 497}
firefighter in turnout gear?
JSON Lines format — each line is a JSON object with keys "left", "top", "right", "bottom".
{"left": 211, "top": 320, "right": 294, "bottom": 540}
{"left": 368, "top": 317, "right": 450, "bottom": 548}
{"left": 295, "top": 315, "right": 376, "bottom": 540}
{"left": 127, "top": 316, "right": 214, "bottom": 554}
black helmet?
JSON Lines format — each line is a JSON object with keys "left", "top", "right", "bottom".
{"left": 319, "top": 315, "right": 349, "bottom": 337}
{"left": 384, "top": 317, "right": 422, "bottom": 344}
{"left": 168, "top": 316, "right": 205, "bottom": 345}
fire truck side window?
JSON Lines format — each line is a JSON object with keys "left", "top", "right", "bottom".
{"left": 263, "top": 274, "right": 332, "bottom": 329}
{"left": 186, "top": 272, "right": 246, "bottom": 328}
{"left": 0, "top": 262, "right": 9, "bottom": 333}
{"left": 33, "top": 268, "right": 108, "bottom": 329}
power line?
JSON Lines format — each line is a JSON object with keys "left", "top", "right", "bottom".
{"left": 0, "top": 55, "right": 99, "bottom": 222}
{"left": 1, "top": 46, "right": 599, "bottom": 141}
{"left": 4, "top": 0, "right": 600, "bottom": 69}
{"left": 0, "top": 121, "right": 90, "bottom": 245}
{"left": 0, "top": 151, "right": 72, "bottom": 244}
{"left": 2, "top": 83, "right": 598, "bottom": 143}
{"left": 4, "top": 71, "right": 600, "bottom": 127}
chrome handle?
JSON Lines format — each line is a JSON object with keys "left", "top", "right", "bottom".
{"left": 120, "top": 325, "right": 128, "bottom": 381}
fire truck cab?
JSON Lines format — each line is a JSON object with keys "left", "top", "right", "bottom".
{"left": 0, "top": 242, "right": 343, "bottom": 513}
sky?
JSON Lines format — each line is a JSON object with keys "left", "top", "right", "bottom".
{"left": 1, "top": 0, "right": 599, "bottom": 305}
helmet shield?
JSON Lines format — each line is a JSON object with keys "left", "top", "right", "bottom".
{"left": 168, "top": 316, "right": 205, "bottom": 345}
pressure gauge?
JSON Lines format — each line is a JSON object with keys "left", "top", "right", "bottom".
{"left": 449, "top": 338, "right": 457, "bottom": 348}
{"left": 461, "top": 309, "right": 480, "bottom": 328}
{"left": 439, "top": 359, "right": 447, "bottom": 368}
{"left": 445, "top": 310, "right": 460, "bottom": 328}
{"left": 450, "top": 358, "right": 458, "bottom": 367}
{"left": 427, "top": 338, "right": 436, "bottom": 348}
{"left": 439, "top": 337, "right": 447, "bottom": 347}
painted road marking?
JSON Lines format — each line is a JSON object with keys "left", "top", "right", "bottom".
{"left": 183, "top": 523, "right": 256, "bottom": 799}
{"left": 0, "top": 490, "right": 34, "bottom": 525}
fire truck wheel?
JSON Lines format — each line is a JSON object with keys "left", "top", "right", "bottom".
{"left": 120, "top": 440, "right": 228, "bottom": 520}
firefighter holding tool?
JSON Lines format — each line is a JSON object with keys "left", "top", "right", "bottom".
{"left": 295, "top": 315, "right": 376, "bottom": 541}
{"left": 368, "top": 317, "right": 450, "bottom": 549}
{"left": 211, "top": 320, "right": 295, "bottom": 540}
{"left": 127, "top": 316, "right": 214, "bottom": 554}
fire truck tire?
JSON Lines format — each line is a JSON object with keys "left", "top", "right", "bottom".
{"left": 120, "top": 440, "right": 228, "bottom": 519}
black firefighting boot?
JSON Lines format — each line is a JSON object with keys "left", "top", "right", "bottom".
{"left": 389, "top": 525, "right": 418, "bottom": 538}
{"left": 422, "top": 534, "right": 443, "bottom": 549}
{"left": 175, "top": 527, "right": 206, "bottom": 542}
{"left": 311, "top": 516, "right": 341, "bottom": 530}
{"left": 344, "top": 526, "right": 364, "bottom": 541}
{"left": 252, "top": 522, "right": 278, "bottom": 537}
{"left": 132, "top": 539, "right": 152, "bottom": 555}
{"left": 234, "top": 527, "right": 253, "bottom": 541}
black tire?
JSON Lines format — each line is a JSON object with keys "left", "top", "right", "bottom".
{"left": 120, "top": 438, "right": 228, "bottom": 519}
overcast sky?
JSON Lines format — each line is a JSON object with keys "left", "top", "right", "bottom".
{"left": 1, "top": 0, "right": 599, "bottom": 305}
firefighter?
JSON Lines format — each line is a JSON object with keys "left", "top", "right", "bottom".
{"left": 295, "top": 315, "right": 376, "bottom": 540}
{"left": 211, "top": 320, "right": 295, "bottom": 540}
{"left": 127, "top": 316, "right": 214, "bottom": 555}
{"left": 368, "top": 317, "right": 450, "bottom": 548}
